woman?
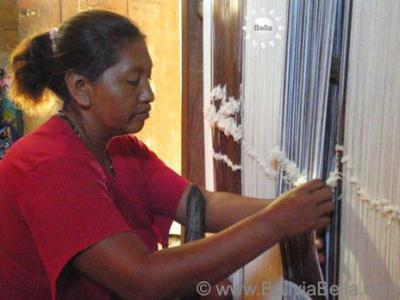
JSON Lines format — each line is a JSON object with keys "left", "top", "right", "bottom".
{"left": 0, "top": 10, "right": 334, "bottom": 300}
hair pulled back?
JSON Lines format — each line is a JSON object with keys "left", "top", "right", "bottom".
{"left": 10, "top": 10, "right": 144, "bottom": 114}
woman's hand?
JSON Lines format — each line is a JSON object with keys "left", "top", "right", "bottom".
{"left": 263, "top": 179, "right": 334, "bottom": 239}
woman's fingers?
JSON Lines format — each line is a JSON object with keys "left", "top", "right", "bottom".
{"left": 317, "top": 200, "right": 335, "bottom": 216}
{"left": 301, "top": 179, "right": 326, "bottom": 192}
{"left": 312, "top": 186, "right": 333, "bottom": 203}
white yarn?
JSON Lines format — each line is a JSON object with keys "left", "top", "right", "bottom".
{"left": 339, "top": 2, "right": 400, "bottom": 297}
{"left": 205, "top": 84, "right": 242, "bottom": 142}
{"left": 341, "top": 155, "right": 400, "bottom": 224}
{"left": 206, "top": 85, "right": 338, "bottom": 187}
{"left": 326, "top": 146, "right": 344, "bottom": 187}
{"left": 270, "top": 147, "right": 306, "bottom": 186}
{"left": 240, "top": 2, "right": 288, "bottom": 296}
{"left": 242, "top": 142, "right": 278, "bottom": 179}
{"left": 205, "top": 85, "right": 242, "bottom": 174}
{"left": 212, "top": 151, "right": 242, "bottom": 172}
{"left": 206, "top": 85, "right": 310, "bottom": 185}
{"left": 205, "top": 85, "right": 400, "bottom": 223}
{"left": 207, "top": 85, "right": 400, "bottom": 224}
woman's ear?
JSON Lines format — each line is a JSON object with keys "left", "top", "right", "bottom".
{"left": 64, "top": 70, "right": 93, "bottom": 108}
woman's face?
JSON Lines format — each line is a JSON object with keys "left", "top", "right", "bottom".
{"left": 89, "top": 39, "right": 154, "bottom": 136}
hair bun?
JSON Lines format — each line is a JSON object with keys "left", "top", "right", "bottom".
{"left": 9, "top": 32, "right": 54, "bottom": 113}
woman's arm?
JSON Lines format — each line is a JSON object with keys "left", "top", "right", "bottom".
{"left": 175, "top": 184, "right": 274, "bottom": 233}
{"left": 73, "top": 180, "right": 333, "bottom": 300}
{"left": 204, "top": 188, "right": 273, "bottom": 233}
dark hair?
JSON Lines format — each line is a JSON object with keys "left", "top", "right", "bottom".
{"left": 10, "top": 10, "right": 144, "bottom": 113}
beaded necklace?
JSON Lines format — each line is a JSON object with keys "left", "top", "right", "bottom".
{"left": 57, "top": 111, "right": 114, "bottom": 174}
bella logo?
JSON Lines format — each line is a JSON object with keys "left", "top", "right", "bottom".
{"left": 243, "top": 8, "right": 285, "bottom": 49}
{"left": 254, "top": 24, "right": 273, "bottom": 31}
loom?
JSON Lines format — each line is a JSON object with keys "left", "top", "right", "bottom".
{"left": 203, "top": 0, "right": 400, "bottom": 299}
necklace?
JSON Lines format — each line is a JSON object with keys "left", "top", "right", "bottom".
{"left": 57, "top": 111, "right": 114, "bottom": 174}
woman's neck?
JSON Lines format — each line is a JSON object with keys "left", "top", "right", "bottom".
{"left": 59, "top": 107, "right": 115, "bottom": 176}
{"left": 62, "top": 106, "right": 109, "bottom": 147}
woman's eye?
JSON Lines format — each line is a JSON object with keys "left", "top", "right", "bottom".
{"left": 126, "top": 77, "right": 141, "bottom": 86}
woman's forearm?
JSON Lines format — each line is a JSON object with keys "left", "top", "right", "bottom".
{"left": 202, "top": 189, "right": 274, "bottom": 232}
{"left": 142, "top": 209, "right": 280, "bottom": 299}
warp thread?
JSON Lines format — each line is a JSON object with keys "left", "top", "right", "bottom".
{"left": 206, "top": 84, "right": 400, "bottom": 225}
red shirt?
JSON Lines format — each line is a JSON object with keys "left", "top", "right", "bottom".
{"left": 0, "top": 116, "right": 189, "bottom": 300}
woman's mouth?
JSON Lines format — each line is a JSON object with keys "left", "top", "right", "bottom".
{"left": 136, "top": 110, "right": 150, "bottom": 119}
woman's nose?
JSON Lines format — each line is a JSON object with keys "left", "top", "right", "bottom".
{"left": 138, "top": 84, "right": 154, "bottom": 103}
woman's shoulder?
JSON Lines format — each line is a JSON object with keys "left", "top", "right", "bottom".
{"left": 1, "top": 115, "right": 92, "bottom": 173}
{"left": 111, "top": 134, "right": 158, "bottom": 160}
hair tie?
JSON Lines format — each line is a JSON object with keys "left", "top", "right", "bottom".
{"left": 49, "top": 27, "right": 58, "bottom": 50}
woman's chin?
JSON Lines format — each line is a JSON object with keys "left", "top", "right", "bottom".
{"left": 127, "top": 120, "right": 146, "bottom": 134}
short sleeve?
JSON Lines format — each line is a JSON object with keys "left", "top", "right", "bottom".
{"left": 17, "top": 158, "right": 132, "bottom": 300}
{"left": 128, "top": 137, "right": 189, "bottom": 247}
{"left": 146, "top": 160, "right": 189, "bottom": 247}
